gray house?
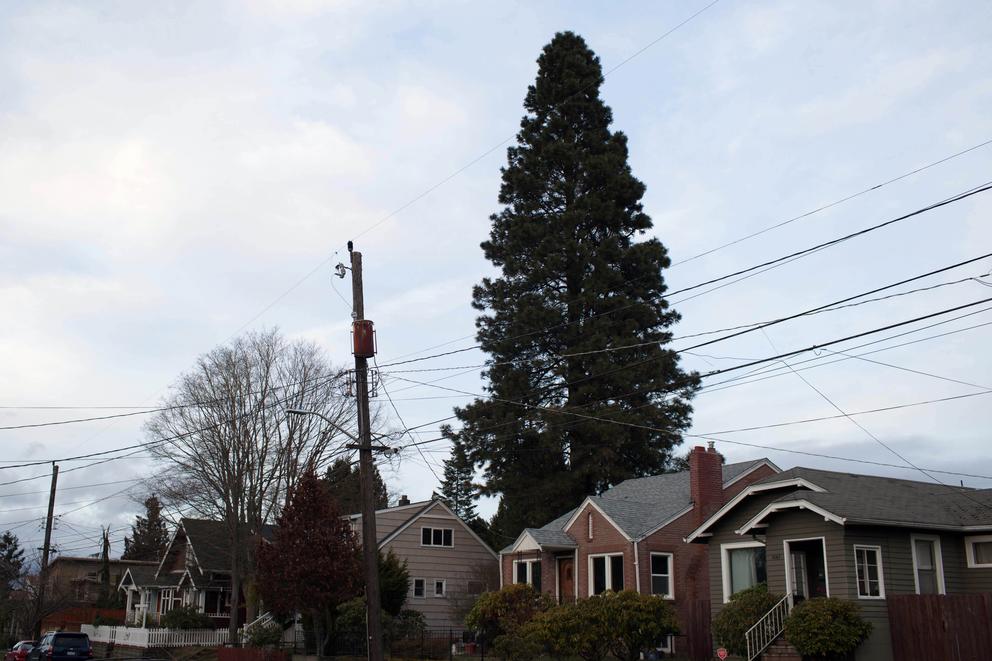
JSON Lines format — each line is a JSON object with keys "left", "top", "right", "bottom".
{"left": 350, "top": 496, "right": 499, "bottom": 630}
{"left": 686, "top": 467, "right": 992, "bottom": 661}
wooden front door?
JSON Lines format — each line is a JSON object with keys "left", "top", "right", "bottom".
{"left": 558, "top": 557, "right": 575, "bottom": 603}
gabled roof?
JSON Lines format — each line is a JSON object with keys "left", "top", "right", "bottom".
{"left": 501, "top": 459, "right": 777, "bottom": 552}
{"left": 156, "top": 518, "right": 277, "bottom": 578}
{"left": 687, "top": 466, "right": 992, "bottom": 539}
{"left": 371, "top": 497, "right": 499, "bottom": 559}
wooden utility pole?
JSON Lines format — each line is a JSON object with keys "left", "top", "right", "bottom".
{"left": 349, "top": 245, "right": 384, "bottom": 661}
{"left": 35, "top": 462, "right": 58, "bottom": 639}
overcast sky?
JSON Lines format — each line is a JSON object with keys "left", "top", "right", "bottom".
{"left": 2, "top": 0, "right": 991, "bottom": 559}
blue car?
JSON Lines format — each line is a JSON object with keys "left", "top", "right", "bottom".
{"left": 26, "top": 634, "right": 91, "bottom": 661}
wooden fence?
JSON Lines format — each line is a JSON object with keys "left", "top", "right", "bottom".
{"left": 685, "top": 599, "right": 713, "bottom": 661}
{"left": 888, "top": 593, "right": 992, "bottom": 661}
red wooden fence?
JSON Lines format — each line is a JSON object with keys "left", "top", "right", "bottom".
{"left": 686, "top": 599, "right": 713, "bottom": 661}
{"left": 888, "top": 593, "right": 992, "bottom": 661}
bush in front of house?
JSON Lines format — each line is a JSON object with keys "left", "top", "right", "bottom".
{"left": 784, "top": 597, "right": 873, "bottom": 658}
{"left": 245, "top": 620, "right": 284, "bottom": 648}
{"left": 464, "top": 583, "right": 555, "bottom": 648}
{"left": 599, "top": 590, "right": 680, "bottom": 661}
{"left": 91, "top": 613, "right": 124, "bottom": 627}
{"left": 531, "top": 595, "right": 611, "bottom": 661}
{"left": 161, "top": 605, "right": 216, "bottom": 630}
{"left": 711, "top": 584, "right": 781, "bottom": 657}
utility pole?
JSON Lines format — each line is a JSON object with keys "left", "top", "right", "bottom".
{"left": 35, "top": 462, "right": 58, "bottom": 639}
{"left": 349, "top": 243, "right": 384, "bottom": 661}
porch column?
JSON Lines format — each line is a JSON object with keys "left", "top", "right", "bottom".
{"left": 125, "top": 589, "right": 133, "bottom": 621}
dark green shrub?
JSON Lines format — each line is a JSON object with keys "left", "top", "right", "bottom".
{"left": 599, "top": 590, "right": 680, "bottom": 661}
{"left": 533, "top": 597, "right": 611, "bottom": 661}
{"left": 92, "top": 613, "right": 124, "bottom": 627}
{"left": 784, "top": 597, "right": 872, "bottom": 658}
{"left": 161, "top": 605, "right": 215, "bottom": 630}
{"left": 464, "top": 583, "right": 554, "bottom": 646}
{"left": 245, "top": 620, "right": 284, "bottom": 648}
{"left": 711, "top": 584, "right": 781, "bottom": 656}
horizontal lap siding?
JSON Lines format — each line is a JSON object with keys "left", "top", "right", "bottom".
{"left": 764, "top": 509, "right": 848, "bottom": 600}
{"left": 385, "top": 510, "right": 497, "bottom": 631}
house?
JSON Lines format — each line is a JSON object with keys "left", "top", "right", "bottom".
{"left": 48, "top": 555, "right": 157, "bottom": 605}
{"left": 348, "top": 495, "right": 500, "bottom": 631}
{"left": 685, "top": 466, "right": 992, "bottom": 661}
{"left": 499, "top": 445, "right": 779, "bottom": 658}
{"left": 118, "top": 518, "right": 274, "bottom": 627}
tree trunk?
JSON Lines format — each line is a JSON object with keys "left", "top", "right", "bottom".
{"left": 228, "top": 556, "right": 241, "bottom": 647}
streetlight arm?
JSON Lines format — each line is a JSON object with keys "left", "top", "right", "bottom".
{"left": 286, "top": 408, "right": 359, "bottom": 443}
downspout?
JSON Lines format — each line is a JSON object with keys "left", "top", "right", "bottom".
{"left": 633, "top": 538, "right": 641, "bottom": 594}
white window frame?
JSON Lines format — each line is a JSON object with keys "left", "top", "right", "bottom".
{"left": 910, "top": 534, "right": 946, "bottom": 595}
{"left": 411, "top": 578, "right": 426, "bottom": 599}
{"left": 649, "top": 552, "right": 674, "bottom": 599}
{"left": 512, "top": 559, "right": 541, "bottom": 588}
{"left": 656, "top": 635, "right": 673, "bottom": 654}
{"left": 853, "top": 545, "right": 885, "bottom": 600}
{"left": 587, "top": 512, "right": 594, "bottom": 541}
{"left": 721, "top": 540, "right": 766, "bottom": 603}
{"left": 420, "top": 526, "right": 454, "bottom": 548}
{"left": 965, "top": 534, "right": 992, "bottom": 568}
{"left": 433, "top": 579, "right": 447, "bottom": 598}
{"left": 588, "top": 552, "right": 624, "bottom": 596}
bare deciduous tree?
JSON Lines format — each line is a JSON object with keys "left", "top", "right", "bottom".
{"left": 146, "top": 329, "right": 366, "bottom": 641}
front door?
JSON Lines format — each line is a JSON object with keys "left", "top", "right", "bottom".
{"left": 786, "top": 539, "right": 828, "bottom": 605}
{"left": 789, "top": 551, "right": 809, "bottom": 602}
{"left": 558, "top": 557, "right": 575, "bottom": 603}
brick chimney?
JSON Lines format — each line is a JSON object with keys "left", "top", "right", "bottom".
{"left": 689, "top": 443, "right": 723, "bottom": 523}
{"left": 398, "top": 495, "right": 410, "bottom": 506}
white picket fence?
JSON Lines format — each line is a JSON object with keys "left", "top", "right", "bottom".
{"left": 81, "top": 625, "right": 231, "bottom": 648}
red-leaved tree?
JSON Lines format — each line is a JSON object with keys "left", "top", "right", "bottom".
{"left": 256, "top": 471, "right": 361, "bottom": 656}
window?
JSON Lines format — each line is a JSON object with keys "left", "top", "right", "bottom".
{"left": 721, "top": 542, "right": 767, "bottom": 602}
{"left": 650, "top": 553, "right": 674, "bottom": 599}
{"left": 434, "top": 580, "right": 446, "bottom": 597}
{"left": 911, "top": 535, "right": 945, "bottom": 594}
{"left": 412, "top": 578, "right": 425, "bottom": 598}
{"left": 853, "top": 545, "right": 884, "bottom": 599}
{"left": 421, "top": 527, "right": 453, "bottom": 547}
{"left": 965, "top": 535, "right": 992, "bottom": 568}
{"left": 588, "top": 512, "right": 594, "bottom": 541}
{"left": 159, "top": 588, "right": 181, "bottom": 614}
{"left": 513, "top": 559, "right": 542, "bottom": 592}
{"left": 589, "top": 554, "right": 624, "bottom": 595}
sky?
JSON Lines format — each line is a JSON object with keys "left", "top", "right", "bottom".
{"left": 1, "top": 0, "right": 991, "bottom": 560}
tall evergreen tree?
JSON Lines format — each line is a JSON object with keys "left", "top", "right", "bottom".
{"left": 122, "top": 495, "right": 170, "bottom": 561}
{"left": 449, "top": 32, "right": 698, "bottom": 540}
{"left": 324, "top": 457, "right": 388, "bottom": 514}
{"left": 0, "top": 531, "right": 24, "bottom": 593}
{"left": 440, "top": 438, "right": 478, "bottom": 520}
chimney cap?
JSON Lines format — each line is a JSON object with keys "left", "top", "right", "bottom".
{"left": 707, "top": 440, "right": 715, "bottom": 451}
{"left": 398, "top": 495, "right": 410, "bottom": 506}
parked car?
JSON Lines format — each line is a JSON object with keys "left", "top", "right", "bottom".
{"left": 4, "top": 642, "right": 36, "bottom": 661}
{"left": 25, "top": 634, "right": 91, "bottom": 661}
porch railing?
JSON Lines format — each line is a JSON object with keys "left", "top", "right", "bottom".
{"left": 744, "top": 594, "right": 791, "bottom": 661}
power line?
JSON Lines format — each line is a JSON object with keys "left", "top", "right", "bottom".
{"left": 671, "top": 138, "right": 992, "bottom": 266}
{"left": 370, "top": 139, "right": 992, "bottom": 369}
{"left": 756, "top": 328, "right": 992, "bottom": 510}
{"left": 373, "top": 357, "right": 442, "bottom": 484}
{"left": 375, "top": 183, "right": 992, "bottom": 370}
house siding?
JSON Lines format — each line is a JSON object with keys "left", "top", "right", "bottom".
{"left": 565, "top": 502, "right": 633, "bottom": 598}
{"left": 382, "top": 504, "right": 497, "bottom": 631}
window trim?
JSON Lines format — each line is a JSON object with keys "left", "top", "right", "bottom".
{"left": 721, "top": 540, "right": 766, "bottom": 603}
{"left": 649, "top": 552, "right": 674, "bottom": 600}
{"left": 852, "top": 544, "right": 886, "bottom": 600}
{"left": 512, "top": 559, "right": 541, "bottom": 590}
{"left": 910, "top": 534, "right": 946, "bottom": 595}
{"left": 587, "top": 512, "right": 594, "bottom": 541}
{"left": 411, "top": 577, "right": 426, "bottom": 599}
{"left": 420, "top": 526, "right": 454, "bottom": 548}
{"left": 587, "top": 552, "right": 624, "bottom": 596}
{"left": 964, "top": 534, "right": 992, "bottom": 569}
{"left": 433, "top": 579, "right": 447, "bottom": 598}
